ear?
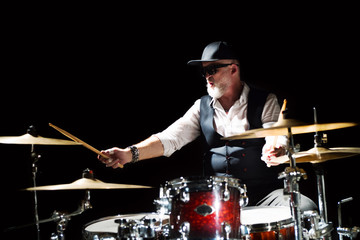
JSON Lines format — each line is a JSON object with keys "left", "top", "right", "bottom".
{"left": 230, "top": 64, "right": 238, "bottom": 75}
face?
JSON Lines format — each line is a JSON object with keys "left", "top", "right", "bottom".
{"left": 202, "top": 61, "right": 234, "bottom": 99}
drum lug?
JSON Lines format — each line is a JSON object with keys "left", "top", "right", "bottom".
{"left": 179, "top": 221, "right": 190, "bottom": 238}
{"left": 140, "top": 218, "right": 157, "bottom": 239}
{"left": 154, "top": 197, "right": 172, "bottom": 215}
{"left": 221, "top": 221, "right": 232, "bottom": 239}
{"left": 117, "top": 219, "right": 138, "bottom": 239}
{"left": 240, "top": 184, "right": 249, "bottom": 207}
{"left": 276, "top": 231, "right": 285, "bottom": 240}
{"left": 240, "top": 225, "right": 252, "bottom": 240}
{"left": 180, "top": 189, "right": 190, "bottom": 203}
{"left": 221, "top": 182, "right": 230, "bottom": 201}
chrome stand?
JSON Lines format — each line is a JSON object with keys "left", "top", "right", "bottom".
{"left": 50, "top": 190, "right": 92, "bottom": 240}
{"left": 313, "top": 165, "right": 328, "bottom": 223}
{"left": 308, "top": 164, "right": 334, "bottom": 240}
{"left": 279, "top": 127, "right": 307, "bottom": 240}
{"left": 337, "top": 197, "right": 360, "bottom": 240}
{"left": 28, "top": 126, "right": 41, "bottom": 240}
{"left": 310, "top": 107, "right": 333, "bottom": 239}
{"left": 5, "top": 169, "right": 93, "bottom": 239}
{"left": 312, "top": 107, "right": 330, "bottom": 224}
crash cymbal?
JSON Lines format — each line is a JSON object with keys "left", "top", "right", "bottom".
{"left": 271, "top": 147, "right": 360, "bottom": 164}
{"left": 223, "top": 121, "right": 358, "bottom": 140}
{"left": 0, "top": 133, "right": 81, "bottom": 145}
{"left": 25, "top": 177, "right": 152, "bottom": 190}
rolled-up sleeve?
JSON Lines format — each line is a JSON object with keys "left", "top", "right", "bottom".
{"left": 262, "top": 94, "right": 288, "bottom": 147}
{"left": 154, "top": 99, "right": 201, "bottom": 157}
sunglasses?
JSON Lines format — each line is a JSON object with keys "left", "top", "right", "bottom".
{"left": 200, "top": 63, "right": 238, "bottom": 77}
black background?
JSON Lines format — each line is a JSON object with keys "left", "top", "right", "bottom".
{"left": 1, "top": 3, "right": 359, "bottom": 239}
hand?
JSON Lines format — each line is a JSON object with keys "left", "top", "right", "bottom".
{"left": 97, "top": 147, "right": 132, "bottom": 169}
{"left": 261, "top": 145, "right": 286, "bottom": 167}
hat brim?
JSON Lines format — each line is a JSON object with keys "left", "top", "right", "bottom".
{"left": 187, "top": 59, "right": 220, "bottom": 66}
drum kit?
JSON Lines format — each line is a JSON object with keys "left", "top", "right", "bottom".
{"left": 2, "top": 106, "right": 360, "bottom": 240}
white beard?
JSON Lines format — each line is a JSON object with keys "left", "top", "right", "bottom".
{"left": 206, "top": 82, "right": 227, "bottom": 99}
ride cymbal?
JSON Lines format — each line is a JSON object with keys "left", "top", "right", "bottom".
{"left": 25, "top": 177, "right": 152, "bottom": 190}
{"left": 0, "top": 133, "right": 81, "bottom": 145}
{"left": 271, "top": 147, "right": 360, "bottom": 164}
{"left": 222, "top": 121, "right": 358, "bottom": 140}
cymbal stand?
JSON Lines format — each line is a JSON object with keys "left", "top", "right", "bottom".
{"left": 311, "top": 107, "right": 333, "bottom": 238}
{"left": 312, "top": 107, "right": 328, "bottom": 223}
{"left": 28, "top": 125, "right": 41, "bottom": 240}
{"left": 337, "top": 197, "right": 360, "bottom": 240}
{"left": 50, "top": 190, "right": 92, "bottom": 240}
{"left": 279, "top": 127, "right": 307, "bottom": 240}
{"left": 31, "top": 144, "right": 41, "bottom": 240}
{"left": 5, "top": 171, "right": 92, "bottom": 239}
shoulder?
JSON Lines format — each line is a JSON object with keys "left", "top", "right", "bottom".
{"left": 246, "top": 82, "right": 270, "bottom": 96}
{"left": 246, "top": 82, "right": 281, "bottom": 104}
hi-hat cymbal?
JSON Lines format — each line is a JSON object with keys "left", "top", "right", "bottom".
{"left": 271, "top": 147, "right": 360, "bottom": 164}
{"left": 222, "top": 121, "right": 358, "bottom": 140}
{"left": 25, "top": 177, "right": 152, "bottom": 191}
{"left": 0, "top": 133, "right": 81, "bottom": 145}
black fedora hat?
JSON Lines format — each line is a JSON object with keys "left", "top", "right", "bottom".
{"left": 187, "top": 41, "right": 239, "bottom": 65}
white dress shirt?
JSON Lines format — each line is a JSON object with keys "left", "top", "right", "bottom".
{"left": 155, "top": 83, "right": 287, "bottom": 157}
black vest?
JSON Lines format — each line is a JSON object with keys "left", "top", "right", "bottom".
{"left": 200, "top": 86, "right": 283, "bottom": 189}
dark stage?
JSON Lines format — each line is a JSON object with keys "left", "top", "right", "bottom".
{"left": 2, "top": 6, "right": 359, "bottom": 240}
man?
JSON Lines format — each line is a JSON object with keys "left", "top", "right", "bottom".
{"left": 98, "top": 41, "right": 316, "bottom": 210}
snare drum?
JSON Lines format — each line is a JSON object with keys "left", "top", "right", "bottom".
{"left": 82, "top": 213, "right": 169, "bottom": 240}
{"left": 158, "top": 176, "right": 248, "bottom": 239}
{"left": 241, "top": 206, "right": 295, "bottom": 240}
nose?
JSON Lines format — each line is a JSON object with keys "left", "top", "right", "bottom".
{"left": 207, "top": 77, "right": 214, "bottom": 86}
{"left": 205, "top": 73, "right": 214, "bottom": 80}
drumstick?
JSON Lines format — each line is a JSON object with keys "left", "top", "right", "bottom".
{"left": 49, "top": 123, "right": 123, "bottom": 168}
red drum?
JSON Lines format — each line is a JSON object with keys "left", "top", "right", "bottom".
{"left": 158, "top": 176, "right": 248, "bottom": 239}
{"left": 241, "top": 206, "right": 295, "bottom": 240}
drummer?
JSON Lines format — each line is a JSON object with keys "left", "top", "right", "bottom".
{"left": 98, "top": 41, "right": 317, "bottom": 211}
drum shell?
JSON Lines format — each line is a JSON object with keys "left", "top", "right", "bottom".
{"left": 244, "top": 227, "right": 295, "bottom": 240}
{"left": 162, "top": 176, "right": 247, "bottom": 239}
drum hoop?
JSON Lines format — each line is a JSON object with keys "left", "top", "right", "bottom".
{"left": 83, "top": 215, "right": 122, "bottom": 230}
{"left": 164, "top": 176, "right": 245, "bottom": 192}
{"left": 83, "top": 212, "right": 168, "bottom": 230}
{"left": 243, "top": 217, "right": 294, "bottom": 232}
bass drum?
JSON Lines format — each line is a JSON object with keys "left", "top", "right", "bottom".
{"left": 82, "top": 213, "right": 169, "bottom": 240}
{"left": 241, "top": 206, "right": 295, "bottom": 240}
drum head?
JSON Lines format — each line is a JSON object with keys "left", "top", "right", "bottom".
{"left": 241, "top": 206, "right": 293, "bottom": 232}
{"left": 83, "top": 213, "right": 169, "bottom": 239}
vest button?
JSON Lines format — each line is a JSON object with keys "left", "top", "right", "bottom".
{"left": 226, "top": 156, "right": 230, "bottom": 160}
{"left": 243, "top": 168, "right": 247, "bottom": 172}
{"left": 242, "top": 153, "right": 246, "bottom": 157}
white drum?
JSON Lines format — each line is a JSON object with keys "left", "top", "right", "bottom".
{"left": 241, "top": 206, "right": 295, "bottom": 240}
{"left": 82, "top": 213, "right": 169, "bottom": 240}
